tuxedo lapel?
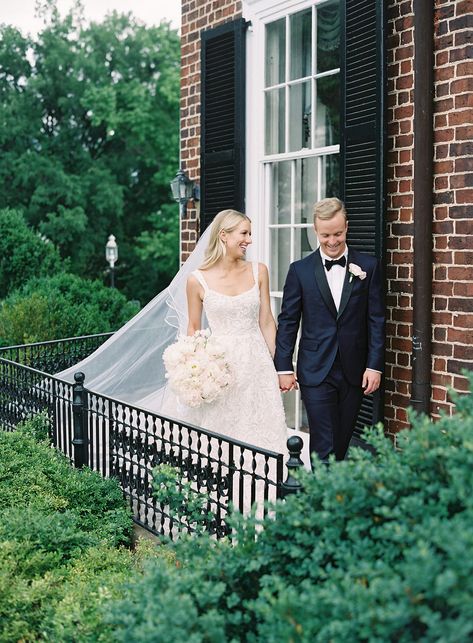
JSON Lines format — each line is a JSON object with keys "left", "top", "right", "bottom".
{"left": 313, "top": 249, "right": 338, "bottom": 318}
{"left": 337, "top": 250, "right": 356, "bottom": 320}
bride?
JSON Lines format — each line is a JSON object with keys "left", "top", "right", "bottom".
{"left": 180, "top": 209, "right": 287, "bottom": 453}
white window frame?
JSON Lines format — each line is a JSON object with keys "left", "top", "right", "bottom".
{"left": 243, "top": 0, "right": 339, "bottom": 263}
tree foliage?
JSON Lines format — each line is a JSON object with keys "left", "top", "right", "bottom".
{"left": 0, "top": 208, "right": 63, "bottom": 299}
{"left": 0, "top": 1, "right": 180, "bottom": 304}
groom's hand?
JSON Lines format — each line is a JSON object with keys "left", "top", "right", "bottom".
{"left": 362, "top": 369, "right": 381, "bottom": 395}
{"left": 278, "top": 373, "right": 298, "bottom": 392}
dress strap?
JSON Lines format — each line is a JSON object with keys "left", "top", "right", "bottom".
{"left": 192, "top": 269, "right": 209, "bottom": 294}
{"left": 252, "top": 262, "right": 259, "bottom": 289}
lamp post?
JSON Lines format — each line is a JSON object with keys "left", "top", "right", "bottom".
{"left": 105, "top": 234, "right": 118, "bottom": 288}
{"left": 170, "top": 168, "right": 199, "bottom": 217}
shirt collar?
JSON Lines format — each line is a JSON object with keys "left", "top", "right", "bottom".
{"left": 319, "top": 246, "right": 348, "bottom": 264}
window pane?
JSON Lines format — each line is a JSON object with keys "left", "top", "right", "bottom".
{"left": 290, "top": 9, "right": 312, "bottom": 80}
{"left": 265, "top": 88, "right": 286, "bottom": 154}
{"left": 294, "top": 156, "right": 318, "bottom": 224}
{"left": 289, "top": 81, "right": 312, "bottom": 152}
{"left": 269, "top": 161, "right": 291, "bottom": 224}
{"left": 295, "top": 226, "right": 318, "bottom": 260}
{"left": 283, "top": 390, "right": 297, "bottom": 430}
{"left": 316, "top": 1, "right": 340, "bottom": 74}
{"left": 320, "top": 154, "right": 340, "bottom": 199}
{"left": 270, "top": 227, "right": 291, "bottom": 292}
{"left": 265, "top": 19, "right": 286, "bottom": 87}
{"left": 299, "top": 397, "right": 309, "bottom": 432}
{"left": 314, "top": 74, "right": 340, "bottom": 146}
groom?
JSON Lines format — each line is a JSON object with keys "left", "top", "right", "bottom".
{"left": 274, "top": 197, "right": 385, "bottom": 462}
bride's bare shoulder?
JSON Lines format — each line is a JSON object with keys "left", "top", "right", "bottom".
{"left": 256, "top": 262, "right": 269, "bottom": 276}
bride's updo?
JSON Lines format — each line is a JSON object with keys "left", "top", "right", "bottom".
{"left": 200, "top": 209, "right": 251, "bottom": 270}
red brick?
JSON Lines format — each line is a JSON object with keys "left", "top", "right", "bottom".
{"left": 432, "top": 372, "right": 453, "bottom": 388}
{"left": 455, "top": 314, "right": 473, "bottom": 328}
{"left": 448, "top": 327, "right": 473, "bottom": 344}
{"left": 456, "top": 188, "right": 473, "bottom": 203}
{"left": 448, "top": 266, "right": 472, "bottom": 281}
{"left": 454, "top": 282, "right": 473, "bottom": 297}
{"left": 434, "top": 235, "right": 448, "bottom": 249}
{"left": 433, "top": 341, "right": 453, "bottom": 357}
{"left": 451, "top": 77, "right": 473, "bottom": 94}
{"left": 448, "top": 234, "right": 473, "bottom": 250}
{"left": 453, "top": 376, "right": 470, "bottom": 392}
{"left": 434, "top": 129, "right": 454, "bottom": 144}
{"left": 448, "top": 110, "right": 473, "bottom": 127}
{"left": 455, "top": 93, "right": 473, "bottom": 109}
{"left": 434, "top": 113, "right": 448, "bottom": 128}
{"left": 448, "top": 359, "right": 473, "bottom": 376}
{"left": 432, "top": 312, "right": 453, "bottom": 325}
{"left": 432, "top": 385, "right": 447, "bottom": 401}
{"left": 433, "top": 220, "right": 454, "bottom": 234}
{"left": 434, "top": 160, "right": 454, "bottom": 174}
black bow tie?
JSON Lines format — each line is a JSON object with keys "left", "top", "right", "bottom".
{"left": 324, "top": 256, "right": 346, "bottom": 271}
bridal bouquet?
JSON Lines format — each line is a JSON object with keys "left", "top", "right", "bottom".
{"left": 163, "top": 329, "right": 232, "bottom": 408}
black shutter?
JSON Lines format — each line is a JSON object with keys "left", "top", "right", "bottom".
{"left": 200, "top": 19, "right": 247, "bottom": 233}
{"left": 340, "top": 0, "right": 386, "bottom": 432}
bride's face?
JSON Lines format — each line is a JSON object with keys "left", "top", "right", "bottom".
{"left": 221, "top": 220, "right": 252, "bottom": 259}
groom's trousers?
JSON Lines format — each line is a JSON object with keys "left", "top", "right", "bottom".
{"left": 299, "top": 353, "right": 364, "bottom": 462}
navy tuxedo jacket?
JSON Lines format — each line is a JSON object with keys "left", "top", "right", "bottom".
{"left": 274, "top": 248, "right": 385, "bottom": 387}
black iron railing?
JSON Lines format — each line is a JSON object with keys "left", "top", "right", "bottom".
{"left": 0, "top": 336, "right": 301, "bottom": 538}
{"left": 0, "top": 333, "right": 113, "bottom": 373}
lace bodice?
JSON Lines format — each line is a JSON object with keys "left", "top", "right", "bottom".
{"left": 192, "top": 263, "right": 261, "bottom": 336}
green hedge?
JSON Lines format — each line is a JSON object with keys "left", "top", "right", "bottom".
{"left": 0, "top": 416, "right": 132, "bottom": 545}
{"left": 0, "top": 415, "right": 139, "bottom": 642}
{"left": 105, "top": 376, "right": 473, "bottom": 642}
{"left": 0, "top": 271, "right": 139, "bottom": 345}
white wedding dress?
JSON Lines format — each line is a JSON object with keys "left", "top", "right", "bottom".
{"left": 182, "top": 262, "right": 288, "bottom": 455}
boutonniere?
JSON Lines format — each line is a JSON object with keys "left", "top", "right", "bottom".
{"left": 348, "top": 263, "right": 367, "bottom": 283}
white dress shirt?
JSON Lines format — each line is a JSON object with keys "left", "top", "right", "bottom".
{"left": 319, "top": 247, "right": 348, "bottom": 311}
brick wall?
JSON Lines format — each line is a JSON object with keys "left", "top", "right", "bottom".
{"left": 385, "top": 0, "right": 472, "bottom": 438}
{"left": 180, "top": 0, "right": 242, "bottom": 261}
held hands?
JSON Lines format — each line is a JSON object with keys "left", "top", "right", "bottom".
{"left": 279, "top": 373, "right": 298, "bottom": 392}
{"left": 362, "top": 369, "right": 381, "bottom": 395}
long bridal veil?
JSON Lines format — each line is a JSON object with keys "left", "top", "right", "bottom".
{"left": 58, "top": 225, "right": 214, "bottom": 410}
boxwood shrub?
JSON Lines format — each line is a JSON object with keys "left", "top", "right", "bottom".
{"left": 106, "top": 376, "right": 473, "bottom": 642}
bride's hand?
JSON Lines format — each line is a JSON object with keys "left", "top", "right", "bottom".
{"left": 278, "top": 373, "right": 298, "bottom": 392}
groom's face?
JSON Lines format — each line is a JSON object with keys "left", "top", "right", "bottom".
{"left": 314, "top": 211, "right": 348, "bottom": 259}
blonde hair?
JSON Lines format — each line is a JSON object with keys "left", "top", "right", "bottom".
{"left": 313, "top": 197, "right": 347, "bottom": 225}
{"left": 200, "top": 209, "right": 251, "bottom": 270}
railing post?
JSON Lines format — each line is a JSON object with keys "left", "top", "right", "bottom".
{"left": 72, "top": 372, "right": 88, "bottom": 468}
{"left": 281, "top": 435, "right": 304, "bottom": 497}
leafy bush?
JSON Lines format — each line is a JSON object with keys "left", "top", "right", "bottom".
{"left": 0, "top": 415, "right": 143, "bottom": 642}
{"left": 0, "top": 416, "right": 132, "bottom": 545}
{"left": 0, "top": 271, "right": 139, "bottom": 345}
{"left": 0, "top": 207, "right": 62, "bottom": 298}
{"left": 106, "top": 377, "right": 473, "bottom": 642}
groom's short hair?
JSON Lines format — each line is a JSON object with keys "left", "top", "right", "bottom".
{"left": 313, "top": 197, "right": 347, "bottom": 225}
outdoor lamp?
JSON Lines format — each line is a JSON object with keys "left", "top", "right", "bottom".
{"left": 170, "top": 168, "right": 199, "bottom": 217}
{"left": 105, "top": 234, "right": 118, "bottom": 287}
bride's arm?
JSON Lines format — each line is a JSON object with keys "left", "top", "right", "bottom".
{"left": 258, "top": 263, "right": 277, "bottom": 357}
{"left": 186, "top": 275, "right": 203, "bottom": 335}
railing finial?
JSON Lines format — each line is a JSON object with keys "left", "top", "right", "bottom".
{"left": 281, "top": 435, "right": 304, "bottom": 497}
